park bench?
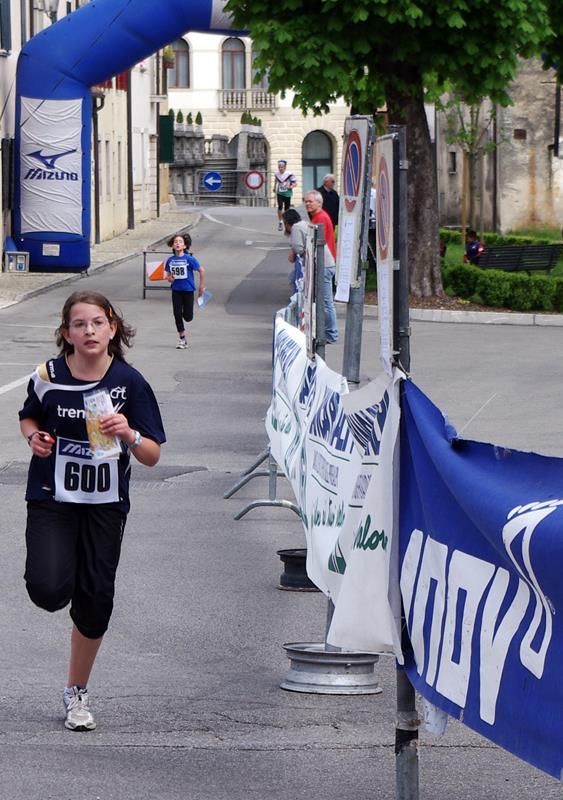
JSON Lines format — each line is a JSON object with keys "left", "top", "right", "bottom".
{"left": 479, "top": 243, "right": 563, "bottom": 274}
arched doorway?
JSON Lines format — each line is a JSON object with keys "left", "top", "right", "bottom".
{"left": 302, "top": 130, "right": 333, "bottom": 195}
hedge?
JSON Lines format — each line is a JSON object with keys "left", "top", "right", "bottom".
{"left": 442, "top": 261, "right": 563, "bottom": 311}
{"left": 440, "top": 228, "right": 561, "bottom": 247}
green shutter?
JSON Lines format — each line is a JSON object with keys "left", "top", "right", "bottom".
{"left": 159, "top": 115, "right": 174, "bottom": 164}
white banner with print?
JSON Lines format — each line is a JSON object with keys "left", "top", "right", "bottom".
{"left": 267, "top": 317, "right": 402, "bottom": 656}
{"left": 20, "top": 97, "right": 83, "bottom": 235}
{"left": 325, "top": 372, "right": 402, "bottom": 658}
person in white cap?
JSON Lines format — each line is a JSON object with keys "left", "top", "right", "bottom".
{"left": 273, "top": 159, "right": 297, "bottom": 231}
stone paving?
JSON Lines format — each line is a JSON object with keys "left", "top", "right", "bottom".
{"left": 0, "top": 207, "right": 199, "bottom": 308}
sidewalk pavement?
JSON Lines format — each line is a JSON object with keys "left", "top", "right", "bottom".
{"left": 0, "top": 206, "right": 200, "bottom": 308}
{"left": 2, "top": 208, "right": 562, "bottom": 326}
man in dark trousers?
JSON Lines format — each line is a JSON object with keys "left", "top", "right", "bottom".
{"left": 317, "top": 174, "right": 340, "bottom": 230}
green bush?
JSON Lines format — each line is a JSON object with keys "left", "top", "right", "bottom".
{"left": 443, "top": 263, "right": 479, "bottom": 297}
{"left": 474, "top": 269, "right": 513, "bottom": 307}
{"left": 482, "top": 232, "right": 556, "bottom": 247}
{"left": 552, "top": 278, "right": 563, "bottom": 311}
{"left": 506, "top": 273, "right": 556, "bottom": 311}
{"left": 527, "top": 275, "right": 556, "bottom": 311}
{"left": 187, "top": 112, "right": 193, "bottom": 124}
{"left": 195, "top": 111, "right": 202, "bottom": 125}
{"left": 439, "top": 228, "right": 562, "bottom": 248}
{"left": 440, "top": 229, "right": 464, "bottom": 245}
{"left": 365, "top": 268, "right": 377, "bottom": 292}
{"left": 168, "top": 108, "right": 174, "bottom": 118}
{"left": 176, "top": 109, "right": 184, "bottom": 123}
{"left": 508, "top": 274, "right": 537, "bottom": 311}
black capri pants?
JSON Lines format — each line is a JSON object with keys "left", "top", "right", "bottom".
{"left": 25, "top": 500, "right": 126, "bottom": 639}
{"left": 277, "top": 194, "right": 291, "bottom": 212}
{"left": 171, "top": 290, "right": 194, "bottom": 332}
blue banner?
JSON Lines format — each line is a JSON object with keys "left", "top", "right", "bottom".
{"left": 400, "top": 379, "right": 563, "bottom": 779}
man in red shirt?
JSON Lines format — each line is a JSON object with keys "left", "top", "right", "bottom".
{"left": 305, "top": 190, "right": 336, "bottom": 259}
{"left": 304, "top": 190, "right": 338, "bottom": 343}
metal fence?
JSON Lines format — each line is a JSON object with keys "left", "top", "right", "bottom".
{"left": 186, "top": 169, "right": 271, "bottom": 206}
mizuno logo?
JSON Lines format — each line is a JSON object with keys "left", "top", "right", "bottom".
{"left": 61, "top": 441, "right": 92, "bottom": 459}
{"left": 27, "top": 148, "right": 77, "bottom": 170}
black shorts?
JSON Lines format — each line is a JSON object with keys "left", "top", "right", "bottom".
{"left": 25, "top": 500, "right": 126, "bottom": 639}
{"left": 277, "top": 194, "right": 291, "bottom": 212}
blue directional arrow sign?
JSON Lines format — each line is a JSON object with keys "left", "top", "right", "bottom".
{"left": 202, "top": 171, "right": 223, "bottom": 191}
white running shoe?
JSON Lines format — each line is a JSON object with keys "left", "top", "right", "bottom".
{"left": 63, "top": 686, "right": 96, "bottom": 731}
{"left": 176, "top": 339, "right": 187, "bottom": 349}
{"left": 278, "top": 221, "right": 283, "bottom": 231}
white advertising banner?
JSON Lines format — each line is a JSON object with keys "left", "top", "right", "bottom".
{"left": 20, "top": 97, "right": 83, "bottom": 235}
{"left": 326, "top": 371, "right": 403, "bottom": 658}
{"left": 267, "top": 317, "right": 402, "bottom": 656}
{"left": 266, "top": 320, "right": 309, "bottom": 484}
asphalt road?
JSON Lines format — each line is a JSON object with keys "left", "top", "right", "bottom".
{"left": 0, "top": 206, "right": 562, "bottom": 799}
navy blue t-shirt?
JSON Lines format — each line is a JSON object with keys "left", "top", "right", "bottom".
{"left": 19, "top": 356, "right": 166, "bottom": 514}
{"left": 165, "top": 253, "right": 201, "bottom": 292}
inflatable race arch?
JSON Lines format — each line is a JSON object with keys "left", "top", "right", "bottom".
{"left": 14, "top": 0, "right": 242, "bottom": 271}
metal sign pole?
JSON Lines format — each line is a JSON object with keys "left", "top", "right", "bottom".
{"left": 389, "top": 124, "right": 418, "bottom": 800}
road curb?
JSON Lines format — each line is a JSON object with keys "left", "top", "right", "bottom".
{"left": 363, "top": 303, "right": 563, "bottom": 327}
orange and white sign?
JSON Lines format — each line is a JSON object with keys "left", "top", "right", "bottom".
{"left": 146, "top": 260, "right": 166, "bottom": 282}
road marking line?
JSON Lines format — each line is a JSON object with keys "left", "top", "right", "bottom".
{"left": 0, "top": 374, "right": 31, "bottom": 396}
{"left": 203, "top": 212, "right": 280, "bottom": 236}
{"left": 0, "top": 323, "right": 54, "bottom": 329}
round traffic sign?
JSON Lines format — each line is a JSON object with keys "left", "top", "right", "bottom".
{"left": 202, "top": 171, "right": 223, "bottom": 191}
{"left": 343, "top": 129, "right": 362, "bottom": 212}
{"left": 376, "top": 155, "right": 391, "bottom": 261}
{"left": 243, "top": 170, "right": 264, "bottom": 190}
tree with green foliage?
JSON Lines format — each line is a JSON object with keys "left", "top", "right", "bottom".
{"left": 176, "top": 109, "right": 184, "bottom": 124}
{"left": 195, "top": 111, "right": 203, "bottom": 125}
{"left": 226, "top": 0, "right": 558, "bottom": 297}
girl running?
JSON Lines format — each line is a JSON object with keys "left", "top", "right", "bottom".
{"left": 165, "top": 232, "right": 205, "bottom": 349}
{"left": 19, "top": 290, "right": 166, "bottom": 731}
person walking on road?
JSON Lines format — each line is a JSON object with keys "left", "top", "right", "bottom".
{"left": 165, "top": 232, "right": 206, "bottom": 349}
{"left": 317, "top": 173, "right": 340, "bottom": 230}
{"left": 273, "top": 159, "right": 297, "bottom": 231}
{"left": 304, "top": 190, "right": 339, "bottom": 344}
{"left": 18, "top": 290, "right": 166, "bottom": 732}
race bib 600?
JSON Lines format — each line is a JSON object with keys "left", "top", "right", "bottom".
{"left": 54, "top": 437, "right": 119, "bottom": 504}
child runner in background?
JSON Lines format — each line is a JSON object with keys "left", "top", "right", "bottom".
{"left": 165, "top": 232, "right": 205, "bottom": 349}
{"left": 18, "top": 291, "right": 166, "bottom": 732}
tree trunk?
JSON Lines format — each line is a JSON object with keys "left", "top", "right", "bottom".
{"left": 461, "top": 152, "right": 468, "bottom": 239}
{"left": 468, "top": 151, "right": 478, "bottom": 230}
{"left": 385, "top": 75, "right": 443, "bottom": 297}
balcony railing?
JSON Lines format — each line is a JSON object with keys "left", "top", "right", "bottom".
{"left": 219, "top": 89, "right": 277, "bottom": 112}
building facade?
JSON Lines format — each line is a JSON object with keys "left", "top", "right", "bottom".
{"left": 165, "top": 32, "right": 350, "bottom": 205}
{"left": 436, "top": 59, "right": 563, "bottom": 234}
